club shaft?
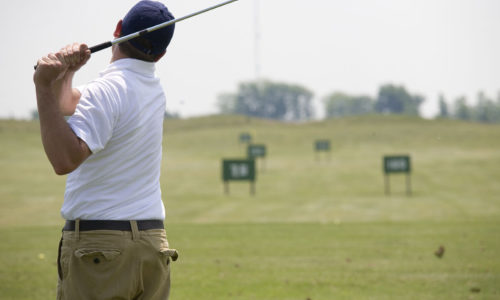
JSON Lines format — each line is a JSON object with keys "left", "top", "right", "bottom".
{"left": 35, "top": 0, "right": 239, "bottom": 69}
{"left": 103, "top": 0, "right": 239, "bottom": 52}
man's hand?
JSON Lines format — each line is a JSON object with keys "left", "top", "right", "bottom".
{"left": 60, "top": 43, "right": 91, "bottom": 73}
{"left": 33, "top": 43, "right": 91, "bottom": 87}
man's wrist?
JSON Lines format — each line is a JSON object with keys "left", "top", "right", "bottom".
{"left": 36, "top": 85, "right": 59, "bottom": 109}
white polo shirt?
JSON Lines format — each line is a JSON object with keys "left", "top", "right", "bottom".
{"left": 62, "top": 58, "right": 166, "bottom": 220}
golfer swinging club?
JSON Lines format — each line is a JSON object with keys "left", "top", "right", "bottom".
{"left": 33, "top": 1, "right": 178, "bottom": 298}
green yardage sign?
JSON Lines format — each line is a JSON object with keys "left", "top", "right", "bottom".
{"left": 315, "top": 139, "right": 331, "bottom": 161}
{"left": 239, "top": 133, "right": 252, "bottom": 144}
{"left": 222, "top": 159, "right": 256, "bottom": 195}
{"left": 247, "top": 144, "right": 266, "bottom": 159}
{"left": 383, "top": 155, "right": 412, "bottom": 195}
{"left": 384, "top": 155, "right": 411, "bottom": 173}
{"left": 222, "top": 159, "right": 255, "bottom": 181}
{"left": 315, "top": 140, "right": 330, "bottom": 152}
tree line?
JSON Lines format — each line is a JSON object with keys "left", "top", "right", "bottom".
{"left": 218, "top": 79, "right": 500, "bottom": 123}
{"left": 29, "top": 80, "right": 500, "bottom": 124}
{"left": 217, "top": 80, "right": 314, "bottom": 121}
{"left": 437, "top": 92, "right": 500, "bottom": 123}
{"left": 323, "top": 84, "right": 423, "bottom": 118}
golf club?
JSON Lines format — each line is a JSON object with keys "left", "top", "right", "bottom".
{"left": 34, "top": 0, "right": 239, "bottom": 69}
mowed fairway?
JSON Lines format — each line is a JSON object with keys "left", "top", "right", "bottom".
{"left": 0, "top": 115, "right": 499, "bottom": 299}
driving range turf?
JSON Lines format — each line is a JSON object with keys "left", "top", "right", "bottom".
{"left": 0, "top": 115, "right": 499, "bottom": 299}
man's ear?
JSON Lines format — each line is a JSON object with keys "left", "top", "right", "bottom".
{"left": 114, "top": 20, "right": 123, "bottom": 38}
{"left": 154, "top": 51, "right": 166, "bottom": 62}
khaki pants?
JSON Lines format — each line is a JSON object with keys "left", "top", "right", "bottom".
{"left": 57, "top": 221, "right": 177, "bottom": 300}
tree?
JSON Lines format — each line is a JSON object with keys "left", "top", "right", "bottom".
{"left": 217, "top": 93, "right": 237, "bottom": 115}
{"left": 473, "top": 91, "right": 498, "bottom": 123}
{"left": 448, "top": 92, "right": 500, "bottom": 123}
{"left": 217, "top": 80, "right": 314, "bottom": 121}
{"left": 374, "top": 84, "right": 424, "bottom": 116}
{"left": 438, "top": 94, "right": 449, "bottom": 118}
{"left": 323, "top": 92, "right": 373, "bottom": 118}
{"left": 452, "top": 96, "right": 471, "bottom": 121}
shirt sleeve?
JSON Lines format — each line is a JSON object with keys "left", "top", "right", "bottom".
{"left": 67, "top": 80, "right": 119, "bottom": 154}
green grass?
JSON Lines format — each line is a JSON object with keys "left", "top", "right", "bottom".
{"left": 0, "top": 115, "right": 499, "bottom": 299}
{"left": 1, "top": 222, "right": 498, "bottom": 299}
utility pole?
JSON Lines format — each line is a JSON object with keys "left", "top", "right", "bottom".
{"left": 254, "top": 0, "right": 261, "bottom": 79}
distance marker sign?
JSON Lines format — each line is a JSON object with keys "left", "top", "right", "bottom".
{"left": 315, "top": 140, "right": 330, "bottom": 152}
{"left": 247, "top": 144, "right": 266, "bottom": 159}
{"left": 384, "top": 155, "right": 411, "bottom": 173}
{"left": 222, "top": 159, "right": 256, "bottom": 195}
{"left": 315, "top": 139, "right": 331, "bottom": 161}
{"left": 239, "top": 133, "right": 252, "bottom": 144}
{"left": 247, "top": 144, "right": 267, "bottom": 171}
{"left": 383, "top": 155, "right": 412, "bottom": 195}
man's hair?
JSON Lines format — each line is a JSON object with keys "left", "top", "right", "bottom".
{"left": 118, "top": 36, "right": 161, "bottom": 62}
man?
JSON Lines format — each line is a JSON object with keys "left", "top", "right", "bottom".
{"left": 33, "top": 1, "right": 177, "bottom": 299}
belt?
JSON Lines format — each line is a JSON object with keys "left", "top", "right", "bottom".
{"left": 63, "top": 220, "right": 164, "bottom": 231}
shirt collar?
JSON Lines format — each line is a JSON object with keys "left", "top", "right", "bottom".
{"left": 99, "top": 58, "right": 156, "bottom": 77}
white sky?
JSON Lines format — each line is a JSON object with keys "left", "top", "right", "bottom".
{"left": 1, "top": 0, "right": 499, "bottom": 119}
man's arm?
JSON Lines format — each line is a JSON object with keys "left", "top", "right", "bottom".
{"left": 33, "top": 43, "right": 92, "bottom": 175}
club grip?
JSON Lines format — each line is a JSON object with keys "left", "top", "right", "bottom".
{"left": 33, "top": 41, "right": 113, "bottom": 70}
{"left": 89, "top": 41, "right": 113, "bottom": 53}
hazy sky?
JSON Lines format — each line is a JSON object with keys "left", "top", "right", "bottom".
{"left": 1, "top": 0, "right": 499, "bottom": 119}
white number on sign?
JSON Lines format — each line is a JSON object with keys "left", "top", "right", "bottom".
{"left": 231, "top": 164, "right": 249, "bottom": 178}
{"left": 387, "top": 159, "right": 407, "bottom": 170}
{"left": 252, "top": 149, "right": 263, "bottom": 155}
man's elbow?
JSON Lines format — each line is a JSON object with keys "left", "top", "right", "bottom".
{"left": 51, "top": 157, "right": 82, "bottom": 175}
{"left": 48, "top": 139, "right": 91, "bottom": 175}
{"left": 53, "top": 163, "right": 77, "bottom": 175}
{"left": 61, "top": 109, "right": 76, "bottom": 117}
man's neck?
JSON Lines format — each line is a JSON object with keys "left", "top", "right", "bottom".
{"left": 110, "top": 45, "right": 128, "bottom": 63}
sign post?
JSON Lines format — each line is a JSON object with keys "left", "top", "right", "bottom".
{"left": 247, "top": 144, "right": 267, "bottom": 171}
{"left": 383, "top": 155, "right": 411, "bottom": 196}
{"left": 222, "top": 159, "right": 256, "bottom": 195}
{"left": 314, "top": 140, "right": 331, "bottom": 161}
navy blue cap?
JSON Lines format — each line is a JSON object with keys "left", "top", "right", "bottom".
{"left": 122, "top": 1, "right": 175, "bottom": 55}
